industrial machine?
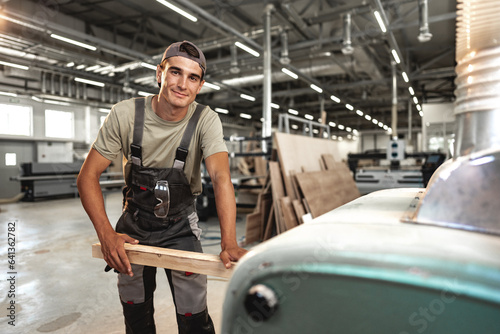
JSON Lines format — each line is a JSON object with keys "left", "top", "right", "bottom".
{"left": 221, "top": 1, "right": 500, "bottom": 332}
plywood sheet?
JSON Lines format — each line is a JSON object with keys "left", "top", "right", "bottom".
{"left": 280, "top": 196, "right": 299, "bottom": 231}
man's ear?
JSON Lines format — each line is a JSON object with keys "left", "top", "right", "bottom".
{"left": 157, "top": 80, "right": 161, "bottom": 88}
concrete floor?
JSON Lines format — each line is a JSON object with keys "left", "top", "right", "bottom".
{"left": 0, "top": 191, "right": 249, "bottom": 334}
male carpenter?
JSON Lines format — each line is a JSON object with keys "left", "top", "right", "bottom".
{"left": 78, "top": 40, "right": 247, "bottom": 333}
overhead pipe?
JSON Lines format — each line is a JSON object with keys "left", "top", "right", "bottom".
{"left": 229, "top": 44, "right": 240, "bottom": 74}
{"left": 391, "top": 61, "right": 398, "bottom": 139}
{"left": 417, "top": 0, "right": 433, "bottom": 42}
{"left": 280, "top": 29, "right": 291, "bottom": 64}
{"left": 341, "top": 13, "right": 354, "bottom": 55}
{"left": 262, "top": 4, "right": 274, "bottom": 151}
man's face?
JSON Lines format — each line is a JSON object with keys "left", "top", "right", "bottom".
{"left": 156, "top": 56, "right": 205, "bottom": 109}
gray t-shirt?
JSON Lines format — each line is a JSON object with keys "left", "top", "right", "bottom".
{"left": 92, "top": 95, "right": 228, "bottom": 195}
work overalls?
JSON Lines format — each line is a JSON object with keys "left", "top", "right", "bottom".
{"left": 115, "top": 97, "right": 215, "bottom": 334}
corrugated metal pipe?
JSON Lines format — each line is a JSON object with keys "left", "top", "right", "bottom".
{"left": 341, "top": 13, "right": 354, "bottom": 55}
{"left": 417, "top": 0, "right": 432, "bottom": 42}
{"left": 412, "top": 0, "right": 500, "bottom": 234}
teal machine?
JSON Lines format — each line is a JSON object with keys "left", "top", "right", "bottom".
{"left": 221, "top": 1, "right": 500, "bottom": 332}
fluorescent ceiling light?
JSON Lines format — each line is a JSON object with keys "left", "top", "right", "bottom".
{"left": 0, "top": 60, "right": 29, "bottom": 70}
{"left": 31, "top": 96, "right": 43, "bottom": 102}
{"left": 356, "top": 110, "right": 364, "bottom": 116}
{"left": 310, "top": 84, "right": 323, "bottom": 93}
{"left": 330, "top": 95, "right": 340, "bottom": 103}
{"left": 260, "top": 118, "right": 265, "bottom": 123}
{"left": 0, "top": 91, "right": 17, "bottom": 97}
{"left": 85, "top": 65, "right": 101, "bottom": 72}
{"left": 240, "top": 93, "right": 255, "bottom": 102}
{"left": 74, "top": 77, "right": 105, "bottom": 87}
{"left": 338, "top": 124, "right": 345, "bottom": 130}
{"left": 391, "top": 49, "right": 401, "bottom": 64}
{"left": 365, "top": 115, "right": 372, "bottom": 121}
{"left": 44, "top": 99, "right": 70, "bottom": 106}
{"left": 416, "top": 104, "right": 422, "bottom": 111}
{"left": 332, "top": 135, "right": 337, "bottom": 140}
{"left": 76, "top": 64, "right": 86, "bottom": 70}
{"left": 419, "top": 111, "right": 424, "bottom": 117}
{"left": 346, "top": 127, "right": 352, "bottom": 132}
{"left": 409, "top": 87, "right": 415, "bottom": 95}
{"left": 288, "top": 108, "right": 299, "bottom": 115}
{"left": 304, "top": 114, "right": 314, "bottom": 120}
{"left": 373, "top": 11, "right": 387, "bottom": 33}
{"left": 50, "top": 34, "right": 97, "bottom": 51}
{"left": 138, "top": 91, "right": 153, "bottom": 96}
{"left": 413, "top": 96, "right": 418, "bottom": 104}
{"left": 402, "top": 72, "right": 409, "bottom": 82}
{"left": 345, "top": 104, "right": 354, "bottom": 111}
{"left": 383, "top": 125, "right": 388, "bottom": 130}
{"left": 329, "top": 121, "right": 336, "bottom": 127}
{"left": 378, "top": 122, "right": 384, "bottom": 127}
{"left": 240, "top": 113, "right": 252, "bottom": 119}
{"left": 291, "top": 124, "right": 299, "bottom": 130}
{"left": 312, "top": 129, "right": 319, "bottom": 134}
{"left": 98, "top": 108, "right": 110, "bottom": 113}
{"left": 215, "top": 108, "right": 229, "bottom": 114}
{"left": 235, "top": 42, "right": 260, "bottom": 57}
{"left": 204, "top": 82, "right": 221, "bottom": 90}
{"left": 281, "top": 68, "right": 298, "bottom": 79}
{"left": 270, "top": 102, "right": 280, "bottom": 109}
{"left": 372, "top": 119, "right": 378, "bottom": 124}
{"left": 156, "top": 0, "right": 197, "bottom": 22}
{"left": 140, "top": 62, "right": 157, "bottom": 70}
{"left": 66, "top": 62, "right": 75, "bottom": 67}
{"left": 0, "top": 14, "right": 44, "bottom": 31}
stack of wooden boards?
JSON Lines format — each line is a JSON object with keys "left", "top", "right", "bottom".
{"left": 244, "top": 132, "right": 361, "bottom": 245}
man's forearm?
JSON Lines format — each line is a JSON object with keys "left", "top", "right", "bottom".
{"left": 212, "top": 177, "right": 238, "bottom": 249}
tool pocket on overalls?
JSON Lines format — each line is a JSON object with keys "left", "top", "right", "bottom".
{"left": 187, "top": 211, "right": 201, "bottom": 240}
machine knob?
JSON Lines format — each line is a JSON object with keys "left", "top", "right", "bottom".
{"left": 244, "top": 284, "right": 279, "bottom": 322}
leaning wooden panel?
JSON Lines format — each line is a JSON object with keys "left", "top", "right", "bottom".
{"left": 92, "top": 243, "right": 235, "bottom": 279}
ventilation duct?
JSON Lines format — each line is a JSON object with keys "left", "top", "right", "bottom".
{"left": 280, "top": 30, "right": 291, "bottom": 64}
{"left": 341, "top": 13, "right": 354, "bottom": 55}
{"left": 406, "top": 0, "right": 500, "bottom": 234}
{"left": 417, "top": 0, "right": 432, "bottom": 42}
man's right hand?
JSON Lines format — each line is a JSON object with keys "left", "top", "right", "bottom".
{"left": 99, "top": 232, "right": 139, "bottom": 277}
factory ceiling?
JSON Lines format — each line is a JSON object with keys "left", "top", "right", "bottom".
{"left": 0, "top": 0, "right": 456, "bottom": 138}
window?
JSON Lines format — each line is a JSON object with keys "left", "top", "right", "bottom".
{"left": 45, "top": 109, "right": 74, "bottom": 139}
{"left": 5, "top": 153, "right": 16, "bottom": 166}
{"left": 0, "top": 104, "right": 33, "bottom": 136}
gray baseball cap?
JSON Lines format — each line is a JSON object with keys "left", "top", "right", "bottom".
{"left": 161, "top": 40, "right": 206, "bottom": 77}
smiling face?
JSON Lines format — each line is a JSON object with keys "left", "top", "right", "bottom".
{"left": 156, "top": 56, "right": 205, "bottom": 112}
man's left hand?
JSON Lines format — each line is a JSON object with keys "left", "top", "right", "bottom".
{"left": 220, "top": 246, "right": 248, "bottom": 269}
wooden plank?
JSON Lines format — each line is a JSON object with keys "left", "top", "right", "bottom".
{"left": 245, "top": 211, "right": 262, "bottom": 245}
{"left": 269, "top": 161, "right": 286, "bottom": 233}
{"left": 263, "top": 206, "right": 275, "bottom": 241}
{"left": 292, "top": 199, "right": 306, "bottom": 225}
{"left": 295, "top": 169, "right": 360, "bottom": 218}
{"left": 92, "top": 243, "right": 235, "bottom": 279}
{"left": 259, "top": 192, "right": 273, "bottom": 240}
{"left": 280, "top": 196, "right": 299, "bottom": 231}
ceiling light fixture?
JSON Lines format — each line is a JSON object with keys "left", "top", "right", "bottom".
{"left": 373, "top": 11, "right": 387, "bottom": 33}
{"left": 156, "top": 0, "right": 198, "bottom": 22}
{"left": 338, "top": 124, "right": 345, "bottom": 130}
{"left": 329, "top": 121, "right": 336, "bottom": 127}
{"left": 0, "top": 91, "right": 17, "bottom": 97}
{"left": 330, "top": 95, "right": 340, "bottom": 103}
{"left": 270, "top": 102, "right": 280, "bottom": 109}
{"left": 240, "top": 113, "right": 252, "bottom": 119}
{"left": 413, "top": 96, "right": 418, "bottom": 104}
{"left": 304, "top": 114, "right": 314, "bottom": 120}
{"left": 356, "top": 110, "right": 364, "bottom": 116}
{"left": 215, "top": 108, "right": 229, "bottom": 114}
{"left": 138, "top": 91, "right": 154, "bottom": 96}
{"left": 409, "top": 87, "right": 415, "bottom": 95}
{"left": 203, "top": 82, "right": 221, "bottom": 90}
{"left": 74, "top": 77, "right": 105, "bottom": 87}
{"left": 288, "top": 108, "right": 299, "bottom": 115}
{"left": 235, "top": 42, "right": 260, "bottom": 57}
{"left": 50, "top": 34, "right": 97, "bottom": 51}
{"left": 0, "top": 60, "right": 29, "bottom": 70}
{"left": 402, "top": 72, "right": 409, "bottom": 82}
{"left": 282, "top": 68, "right": 298, "bottom": 79}
{"left": 0, "top": 14, "right": 45, "bottom": 31}
{"left": 345, "top": 104, "right": 354, "bottom": 111}
{"left": 240, "top": 93, "right": 256, "bottom": 101}
{"left": 310, "top": 84, "right": 323, "bottom": 93}
{"left": 140, "top": 62, "right": 157, "bottom": 70}
{"left": 365, "top": 115, "right": 372, "bottom": 121}
{"left": 391, "top": 49, "right": 401, "bottom": 64}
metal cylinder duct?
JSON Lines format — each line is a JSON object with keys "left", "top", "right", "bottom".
{"left": 417, "top": 0, "right": 432, "bottom": 42}
{"left": 410, "top": 0, "right": 500, "bottom": 234}
{"left": 341, "top": 13, "right": 354, "bottom": 55}
{"left": 280, "top": 29, "right": 291, "bottom": 64}
{"left": 391, "top": 61, "right": 398, "bottom": 139}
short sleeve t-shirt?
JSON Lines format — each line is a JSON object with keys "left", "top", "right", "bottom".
{"left": 92, "top": 95, "right": 228, "bottom": 195}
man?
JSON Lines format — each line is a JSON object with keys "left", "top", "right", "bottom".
{"left": 77, "top": 40, "right": 247, "bottom": 333}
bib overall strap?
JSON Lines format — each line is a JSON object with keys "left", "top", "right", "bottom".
{"left": 173, "top": 103, "right": 206, "bottom": 170}
{"left": 131, "top": 97, "right": 146, "bottom": 166}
